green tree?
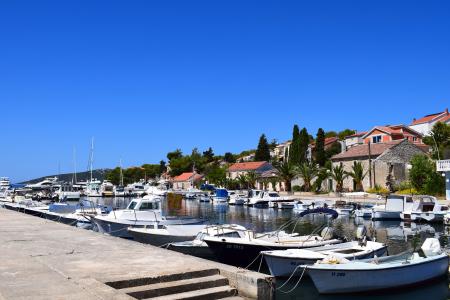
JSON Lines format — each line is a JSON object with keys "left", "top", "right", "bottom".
{"left": 346, "top": 161, "right": 367, "bottom": 192}
{"left": 159, "top": 160, "right": 166, "bottom": 174}
{"left": 325, "top": 131, "right": 337, "bottom": 138}
{"left": 255, "top": 134, "right": 271, "bottom": 161}
{"left": 203, "top": 147, "right": 215, "bottom": 163}
{"left": 296, "top": 161, "right": 318, "bottom": 192}
{"left": 224, "top": 152, "right": 236, "bottom": 163}
{"left": 315, "top": 128, "right": 326, "bottom": 166}
{"left": 298, "top": 128, "right": 310, "bottom": 164}
{"left": 246, "top": 171, "right": 258, "bottom": 189}
{"left": 274, "top": 161, "right": 296, "bottom": 192}
{"left": 269, "top": 139, "right": 278, "bottom": 151}
{"left": 338, "top": 129, "right": 356, "bottom": 140}
{"left": 205, "top": 165, "right": 226, "bottom": 185}
{"left": 331, "top": 163, "right": 348, "bottom": 193}
{"left": 409, "top": 154, "right": 445, "bottom": 195}
{"left": 423, "top": 122, "right": 450, "bottom": 160}
{"left": 289, "top": 125, "right": 301, "bottom": 166}
{"left": 167, "top": 149, "right": 182, "bottom": 161}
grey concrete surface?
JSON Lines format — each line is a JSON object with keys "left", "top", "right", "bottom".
{"left": 0, "top": 208, "right": 273, "bottom": 299}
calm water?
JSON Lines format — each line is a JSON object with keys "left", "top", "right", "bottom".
{"left": 82, "top": 197, "right": 450, "bottom": 300}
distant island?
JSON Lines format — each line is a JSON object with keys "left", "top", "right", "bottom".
{"left": 21, "top": 169, "right": 111, "bottom": 184}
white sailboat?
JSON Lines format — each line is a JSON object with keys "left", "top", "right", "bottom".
{"left": 85, "top": 138, "right": 102, "bottom": 197}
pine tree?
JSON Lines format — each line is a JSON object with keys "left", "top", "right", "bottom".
{"left": 316, "top": 128, "right": 326, "bottom": 166}
{"left": 255, "top": 134, "right": 271, "bottom": 161}
{"left": 298, "top": 127, "right": 310, "bottom": 163}
{"left": 289, "top": 125, "right": 301, "bottom": 166}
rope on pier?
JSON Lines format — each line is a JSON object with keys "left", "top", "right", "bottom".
{"left": 276, "top": 264, "right": 308, "bottom": 294}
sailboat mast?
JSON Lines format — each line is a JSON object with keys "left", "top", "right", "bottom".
{"left": 119, "top": 159, "right": 124, "bottom": 187}
{"left": 90, "top": 137, "right": 94, "bottom": 182}
{"left": 72, "top": 147, "right": 77, "bottom": 184}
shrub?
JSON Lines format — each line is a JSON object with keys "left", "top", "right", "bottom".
{"left": 367, "top": 184, "right": 389, "bottom": 195}
{"left": 292, "top": 185, "right": 302, "bottom": 192}
{"left": 397, "top": 188, "right": 419, "bottom": 195}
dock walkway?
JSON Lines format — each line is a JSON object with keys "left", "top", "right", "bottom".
{"left": 0, "top": 208, "right": 272, "bottom": 299}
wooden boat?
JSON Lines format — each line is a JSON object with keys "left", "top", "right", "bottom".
{"left": 307, "top": 238, "right": 448, "bottom": 294}
{"left": 262, "top": 240, "right": 387, "bottom": 277}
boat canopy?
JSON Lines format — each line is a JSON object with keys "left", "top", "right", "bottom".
{"left": 215, "top": 189, "right": 228, "bottom": 198}
{"left": 298, "top": 207, "right": 339, "bottom": 219}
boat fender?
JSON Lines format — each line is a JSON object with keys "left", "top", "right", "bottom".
{"left": 421, "top": 238, "right": 441, "bottom": 257}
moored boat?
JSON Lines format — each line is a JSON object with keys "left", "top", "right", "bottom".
{"left": 128, "top": 224, "right": 207, "bottom": 246}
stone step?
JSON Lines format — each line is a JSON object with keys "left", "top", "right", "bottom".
{"left": 107, "top": 269, "right": 220, "bottom": 289}
{"left": 146, "top": 286, "right": 238, "bottom": 300}
{"left": 121, "top": 275, "right": 229, "bottom": 299}
{"left": 218, "top": 297, "right": 245, "bottom": 300}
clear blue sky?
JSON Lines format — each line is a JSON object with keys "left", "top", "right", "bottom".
{"left": 1, "top": 1, "right": 449, "bottom": 182}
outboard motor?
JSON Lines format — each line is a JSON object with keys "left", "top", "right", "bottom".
{"left": 321, "top": 226, "right": 334, "bottom": 240}
{"left": 421, "top": 238, "right": 441, "bottom": 257}
{"left": 356, "top": 225, "right": 367, "bottom": 240}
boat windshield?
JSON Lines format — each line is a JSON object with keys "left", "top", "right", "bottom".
{"left": 268, "top": 193, "right": 279, "bottom": 197}
{"left": 127, "top": 201, "right": 138, "bottom": 209}
{"left": 139, "top": 201, "right": 159, "bottom": 210}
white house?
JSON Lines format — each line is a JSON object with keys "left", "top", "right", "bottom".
{"left": 409, "top": 108, "right": 449, "bottom": 136}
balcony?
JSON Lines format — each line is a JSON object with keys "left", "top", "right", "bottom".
{"left": 436, "top": 160, "right": 450, "bottom": 172}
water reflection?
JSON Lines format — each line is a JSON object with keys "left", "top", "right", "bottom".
{"left": 80, "top": 197, "right": 449, "bottom": 300}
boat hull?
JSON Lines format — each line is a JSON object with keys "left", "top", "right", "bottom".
{"left": 308, "top": 254, "right": 449, "bottom": 294}
{"left": 372, "top": 210, "right": 401, "bottom": 220}
{"left": 129, "top": 230, "right": 197, "bottom": 247}
{"left": 167, "top": 243, "right": 215, "bottom": 260}
{"left": 264, "top": 246, "right": 388, "bottom": 277}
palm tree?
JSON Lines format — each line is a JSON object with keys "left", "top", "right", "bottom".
{"left": 296, "top": 161, "right": 318, "bottom": 192}
{"left": 331, "top": 162, "right": 348, "bottom": 193}
{"left": 237, "top": 174, "right": 248, "bottom": 190}
{"left": 246, "top": 171, "right": 258, "bottom": 189}
{"left": 274, "top": 161, "right": 296, "bottom": 192}
{"left": 346, "top": 161, "right": 367, "bottom": 192}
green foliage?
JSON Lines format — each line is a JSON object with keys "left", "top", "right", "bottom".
{"left": 255, "top": 134, "right": 271, "bottom": 162}
{"left": 397, "top": 188, "right": 418, "bottom": 195}
{"left": 167, "top": 149, "right": 182, "bottom": 161}
{"left": 292, "top": 185, "right": 301, "bottom": 192}
{"left": 298, "top": 128, "right": 310, "bottom": 164}
{"left": 325, "top": 131, "right": 337, "bottom": 138}
{"left": 409, "top": 155, "right": 434, "bottom": 192}
{"left": 331, "top": 163, "right": 348, "bottom": 193}
{"left": 345, "top": 161, "right": 368, "bottom": 192}
{"left": 205, "top": 164, "right": 226, "bottom": 185}
{"left": 296, "top": 161, "right": 318, "bottom": 192}
{"left": 224, "top": 152, "right": 236, "bottom": 163}
{"left": 315, "top": 128, "right": 326, "bottom": 166}
{"left": 325, "top": 142, "right": 342, "bottom": 160}
{"left": 289, "top": 125, "right": 301, "bottom": 166}
{"left": 159, "top": 160, "right": 166, "bottom": 174}
{"left": 423, "top": 122, "right": 450, "bottom": 160}
{"left": 202, "top": 147, "right": 215, "bottom": 163}
{"left": 274, "top": 161, "right": 296, "bottom": 192}
{"left": 367, "top": 184, "right": 389, "bottom": 195}
{"left": 269, "top": 139, "right": 278, "bottom": 150}
{"left": 338, "top": 129, "right": 356, "bottom": 140}
{"left": 106, "top": 163, "right": 164, "bottom": 186}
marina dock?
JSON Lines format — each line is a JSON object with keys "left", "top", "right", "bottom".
{"left": 0, "top": 208, "right": 273, "bottom": 299}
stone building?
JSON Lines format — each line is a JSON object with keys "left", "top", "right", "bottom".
{"left": 171, "top": 172, "right": 204, "bottom": 190}
{"left": 331, "top": 140, "right": 430, "bottom": 191}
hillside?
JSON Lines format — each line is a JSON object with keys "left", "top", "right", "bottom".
{"left": 21, "top": 169, "right": 111, "bottom": 184}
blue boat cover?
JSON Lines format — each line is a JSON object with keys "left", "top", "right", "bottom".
{"left": 215, "top": 189, "right": 228, "bottom": 198}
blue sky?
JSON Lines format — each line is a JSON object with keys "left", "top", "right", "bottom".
{"left": 1, "top": 1, "right": 449, "bottom": 182}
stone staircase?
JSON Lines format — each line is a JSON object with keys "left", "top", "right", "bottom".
{"left": 106, "top": 269, "right": 244, "bottom": 300}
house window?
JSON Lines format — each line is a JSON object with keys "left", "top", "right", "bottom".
{"left": 372, "top": 135, "right": 382, "bottom": 143}
{"left": 413, "top": 137, "right": 417, "bottom": 142}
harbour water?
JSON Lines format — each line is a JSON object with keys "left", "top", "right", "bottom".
{"left": 81, "top": 196, "right": 449, "bottom": 299}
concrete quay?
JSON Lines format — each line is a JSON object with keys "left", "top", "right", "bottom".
{"left": 0, "top": 208, "right": 273, "bottom": 300}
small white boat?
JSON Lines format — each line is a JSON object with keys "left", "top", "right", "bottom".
{"left": 372, "top": 195, "right": 413, "bottom": 220}
{"left": 400, "top": 195, "right": 447, "bottom": 223}
{"left": 198, "top": 193, "right": 211, "bottom": 202}
{"left": 353, "top": 204, "right": 374, "bottom": 218}
{"left": 333, "top": 200, "right": 355, "bottom": 215}
{"left": 248, "top": 191, "right": 293, "bottom": 207}
{"left": 100, "top": 180, "right": 115, "bottom": 197}
{"left": 307, "top": 238, "right": 448, "bottom": 294}
{"left": 128, "top": 224, "right": 207, "bottom": 246}
{"left": 168, "top": 224, "right": 247, "bottom": 259}
{"left": 228, "top": 191, "right": 246, "bottom": 205}
{"left": 263, "top": 240, "right": 387, "bottom": 277}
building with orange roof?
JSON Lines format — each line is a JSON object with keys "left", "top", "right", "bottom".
{"left": 171, "top": 172, "right": 204, "bottom": 190}
{"left": 409, "top": 108, "right": 449, "bottom": 136}
{"left": 361, "top": 124, "right": 423, "bottom": 145}
{"left": 227, "top": 161, "right": 273, "bottom": 180}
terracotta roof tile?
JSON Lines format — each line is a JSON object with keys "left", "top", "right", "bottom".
{"left": 331, "top": 141, "right": 402, "bottom": 160}
{"left": 411, "top": 109, "right": 449, "bottom": 125}
{"left": 228, "top": 161, "right": 268, "bottom": 172}
{"left": 172, "top": 172, "right": 203, "bottom": 182}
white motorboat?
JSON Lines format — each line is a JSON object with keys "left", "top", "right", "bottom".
{"left": 212, "top": 188, "right": 228, "bottom": 203}
{"left": 228, "top": 191, "right": 246, "bottom": 205}
{"left": 128, "top": 224, "right": 207, "bottom": 246}
{"left": 0, "top": 177, "right": 10, "bottom": 189}
{"left": 53, "top": 183, "right": 81, "bottom": 201}
{"left": 353, "top": 204, "right": 374, "bottom": 218}
{"left": 263, "top": 240, "right": 387, "bottom": 277}
{"left": 307, "top": 238, "right": 448, "bottom": 294}
{"left": 372, "top": 195, "right": 413, "bottom": 220}
{"left": 198, "top": 193, "right": 211, "bottom": 202}
{"left": 167, "top": 224, "right": 247, "bottom": 259}
{"left": 92, "top": 195, "right": 204, "bottom": 238}
{"left": 400, "top": 195, "right": 447, "bottom": 223}
{"left": 184, "top": 188, "right": 203, "bottom": 199}
{"left": 85, "top": 179, "right": 102, "bottom": 197}
{"left": 333, "top": 200, "right": 355, "bottom": 215}
{"left": 146, "top": 186, "right": 168, "bottom": 197}
{"left": 26, "top": 177, "right": 58, "bottom": 190}
{"left": 126, "top": 181, "right": 146, "bottom": 197}
{"left": 248, "top": 191, "right": 292, "bottom": 207}
{"left": 100, "top": 180, "right": 115, "bottom": 197}
{"left": 114, "top": 186, "right": 126, "bottom": 197}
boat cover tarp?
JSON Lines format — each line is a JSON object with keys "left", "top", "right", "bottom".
{"left": 299, "top": 207, "right": 338, "bottom": 219}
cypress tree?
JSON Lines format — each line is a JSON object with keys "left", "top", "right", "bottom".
{"left": 255, "top": 134, "right": 271, "bottom": 161}
{"left": 316, "top": 128, "right": 326, "bottom": 166}
{"left": 298, "top": 127, "right": 310, "bottom": 163}
{"left": 289, "top": 125, "right": 301, "bottom": 166}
